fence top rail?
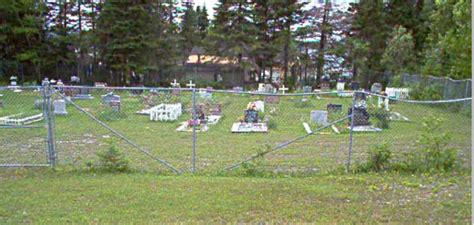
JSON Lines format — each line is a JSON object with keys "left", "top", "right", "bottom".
{"left": 360, "top": 91, "right": 472, "bottom": 104}
{"left": 0, "top": 85, "right": 470, "bottom": 103}
{"left": 403, "top": 74, "right": 472, "bottom": 82}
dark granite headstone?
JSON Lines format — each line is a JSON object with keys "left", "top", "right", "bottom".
{"left": 350, "top": 81, "right": 360, "bottom": 90}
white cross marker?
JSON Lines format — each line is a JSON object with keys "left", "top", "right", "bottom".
{"left": 170, "top": 79, "right": 180, "bottom": 87}
{"left": 279, "top": 85, "right": 289, "bottom": 94}
{"left": 186, "top": 80, "right": 196, "bottom": 89}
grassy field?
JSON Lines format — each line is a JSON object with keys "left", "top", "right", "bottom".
{"left": 0, "top": 169, "right": 471, "bottom": 223}
{"left": 0, "top": 88, "right": 471, "bottom": 174}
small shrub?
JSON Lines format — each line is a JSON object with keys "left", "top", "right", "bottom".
{"left": 396, "top": 116, "right": 458, "bottom": 173}
{"left": 96, "top": 146, "right": 130, "bottom": 172}
{"left": 239, "top": 145, "right": 269, "bottom": 177}
{"left": 356, "top": 142, "right": 392, "bottom": 173}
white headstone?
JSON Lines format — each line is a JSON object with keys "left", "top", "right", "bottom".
{"left": 311, "top": 110, "right": 328, "bottom": 125}
{"left": 337, "top": 82, "right": 345, "bottom": 92}
{"left": 53, "top": 99, "right": 68, "bottom": 115}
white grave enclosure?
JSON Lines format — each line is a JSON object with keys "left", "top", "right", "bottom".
{"left": 0, "top": 113, "right": 43, "bottom": 126}
{"left": 149, "top": 103, "right": 182, "bottom": 121}
{"left": 385, "top": 88, "right": 410, "bottom": 100}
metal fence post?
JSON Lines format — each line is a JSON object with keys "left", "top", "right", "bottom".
{"left": 346, "top": 92, "right": 356, "bottom": 172}
{"left": 42, "top": 81, "right": 56, "bottom": 166}
{"left": 191, "top": 88, "right": 197, "bottom": 173}
{"left": 443, "top": 78, "right": 448, "bottom": 100}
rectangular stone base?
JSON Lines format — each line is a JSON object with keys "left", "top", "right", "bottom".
{"left": 231, "top": 123, "right": 268, "bottom": 133}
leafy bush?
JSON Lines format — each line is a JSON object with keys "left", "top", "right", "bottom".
{"left": 95, "top": 146, "right": 130, "bottom": 172}
{"left": 356, "top": 142, "right": 392, "bottom": 173}
{"left": 409, "top": 83, "right": 443, "bottom": 100}
{"left": 238, "top": 145, "right": 268, "bottom": 177}
{"left": 397, "top": 117, "right": 458, "bottom": 173}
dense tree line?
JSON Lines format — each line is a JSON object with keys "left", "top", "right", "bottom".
{"left": 0, "top": 0, "right": 471, "bottom": 87}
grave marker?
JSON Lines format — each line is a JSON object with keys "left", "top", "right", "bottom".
{"left": 311, "top": 110, "right": 328, "bottom": 125}
{"left": 53, "top": 99, "right": 68, "bottom": 115}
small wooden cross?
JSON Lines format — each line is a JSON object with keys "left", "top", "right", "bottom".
{"left": 186, "top": 80, "right": 196, "bottom": 89}
{"left": 279, "top": 85, "right": 289, "bottom": 94}
{"left": 170, "top": 79, "right": 180, "bottom": 87}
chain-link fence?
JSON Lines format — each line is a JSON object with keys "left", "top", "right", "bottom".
{"left": 398, "top": 74, "right": 472, "bottom": 100}
{"left": 0, "top": 84, "right": 472, "bottom": 174}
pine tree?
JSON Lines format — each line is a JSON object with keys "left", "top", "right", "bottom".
{"left": 0, "top": 0, "right": 47, "bottom": 82}
{"left": 96, "top": 1, "right": 149, "bottom": 85}
{"left": 347, "top": 0, "right": 390, "bottom": 88}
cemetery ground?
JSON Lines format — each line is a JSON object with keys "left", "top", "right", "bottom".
{"left": 0, "top": 88, "right": 471, "bottom": 223}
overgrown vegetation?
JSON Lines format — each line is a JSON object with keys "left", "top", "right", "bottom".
{"left": 356, "top": 142, "right": 392, "bottom": 173}
{"left": 355, "top": 116, "right": 459, "bottom": 174}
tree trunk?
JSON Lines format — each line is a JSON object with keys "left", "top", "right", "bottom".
{"left": 316, "top": 2, "right": 330, "bottom": 86}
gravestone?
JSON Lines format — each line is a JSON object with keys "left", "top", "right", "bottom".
{"left": 349, "top": 92, "right": 371, "bottom": 126}
{"left": 311, "top": 110, "right": 328, "bottom": 125}
{"left": 337, "top": 82, "right": 345, "bottom": 92}
{"left": 321, "top": 82, "right": 330, "bottom": 91}
{"left": 101, "top": 92, "right": 121, "bottom": 105}
{"left": 327, "top": 104, "right": 342, "bottom": 113}
{"left": 264, "top": 95, "right": 280, "bottom": 104}
{"left": 257, "top": 83, "right": 265, "bottom": 92}
{"left": 371, "top": 83, "right": 383, "bottom": 93}
{"left": 349, "top": 107, "right": 371, "bottom": 126}
{"left": 0, "top": 94, "right": 3, "bottom": 108}
{"left": 264, "top": 84, "right": 274, "bottom": 93}
{"left": 109, "top": 100, "right": 121, "bottom": 112}
{"left": 9, "top": 76, "right": 18, "bottom": 86}
{"left": 303, "top": 86, "right": 312, "bottom": 93}
{"left": 53, "top": 99, "right": 68, "bottom": 115}
{"left": 350, "top": 81, "right": 360, "bottom": 90}
{"left": 198, "top": 88, "right": 212, "bottom": 100}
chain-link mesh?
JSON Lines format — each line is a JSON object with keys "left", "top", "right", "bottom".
{"left": 0, "top": 87, "right": 49, "bottom": 166}
{"left": 1, "top": 85, "right": 472, "bottom": 174}
{"left": 350, "top": 92, "right": 472, "bottom": 170}
{"left": 400, "top": 74, "right": 472, "bottom": 100}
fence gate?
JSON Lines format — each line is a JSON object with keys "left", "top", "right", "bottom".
{"left": 0, "top": 82, "right": 56, "bottom": 167}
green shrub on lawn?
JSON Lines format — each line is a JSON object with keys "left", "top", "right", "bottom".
{"left": 356, "top": 142, "right": 392, "bottom": 173}
{"left": 397, "top": 116, "right": 458, "bottom": 173}
{"left": 93, "top": 145, "right": 130, "bottom": 173}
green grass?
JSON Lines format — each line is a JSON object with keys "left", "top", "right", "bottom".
{"left": 0, "top": 169, "right": 470, "bottom": 223}
{"left": 0, "top": 89, "right": 471, "bottom": 173}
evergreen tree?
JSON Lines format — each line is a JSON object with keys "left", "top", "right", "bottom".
{"left": 0, "top": 0, "right": 47, "bottom": 82}
{"left": 382, "top": 26, "right": 416, "bottom": 76}
{"left": 96, "top": 1, "right": 149, "bottom": 85}
{"left": 347, "top": 0, "right": 390, "bottom": 87}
